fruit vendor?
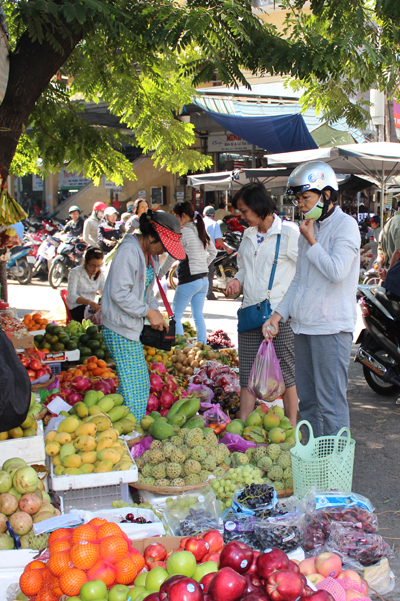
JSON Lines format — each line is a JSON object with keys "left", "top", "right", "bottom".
{"left": 101, "top": 210, "right": 185, "bottom": 420}
{"left": 66, "top": 247, "right": 105, "bottom": 322}
{"left": 226, "top": 183, "right": 299, "bottom": 427}
{"left": 264, "top": 161, "right": 360, "bottom": 436}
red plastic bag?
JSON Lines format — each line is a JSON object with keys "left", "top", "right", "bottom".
{"left": 202, "top": 403, "right": 230, "bottom": 435}
{"left": 248, "top": 340, "right": 285, "bottom": 402}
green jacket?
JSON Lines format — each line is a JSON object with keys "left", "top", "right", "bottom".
{"left": 378, "top": 213, "right": 400, "bottom": 266}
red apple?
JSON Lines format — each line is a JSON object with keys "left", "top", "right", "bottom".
{"left": 247, "top": 551, "right": 260, "bottom": 575}
{"left": 307, "top": 574, "right": 325, "bottom": 586}
{"left": 30, "top": 359, "right": 42, "bottom": 371}
{"left": 162, "top": 576, "right": 204, "bottom": 601}
{"left": 219, "top": 541, "right": 253, "bottom": 574}
{"left": 288, "top": 561, "right": 300, "bottom": 574}
{"left": 241, "top": 594, "right": 270, "bottom": 601}
{"left": 180, "top": 537, "right": 191, "bottom": 549}
{"left": 336, "top": 570, "right": 362, "bottom": 587}
{"left": 208, "top": 567, "right": 247, "bottom": 601}
{"left": 200, "top": 573, "right": 215, "bottom": 593}
{"left": 160, "top": 575, "right": 187, "bottom": 598}
{"left": 257, "top": 549, "right": 290, "bottom": 580}
{"left": 27, "top": 369, "right": 36, "bottom": 377}
{"left": 203, "top": 595, "right": 212, "bottom": 601}
{"left": 145, "top": 595, "right": 161, "bottom": 601}
{"left": 300, "top": 592, "right": 335, "bottom": 601}
{"left": 315, "top": 553, "right": 342, "bottom": 579}
{"left": 266, "top": 570, "right": 304, "bottom": 601}
{"left": 298, "top": 558, "right": 317, "bottom": 576}
{"left": 149, "top": 561, "right": 167, "bottom": 570}
{"left": 144, "top": 543, "right": 167, "bottom": 564}
{"left": 202, "top": 553, "right": 220, "bottom": 565}
{"left": 345, "top": 590, "right": 366, "bottom": 601}
{"left": 244, "top": 574, "right": 264, "bottom": 594}
{"left": 201, "top": 530, "right": 224, "bottom": 553}
{"left": 185, "top": 538, "right": 209, "bottom": 562}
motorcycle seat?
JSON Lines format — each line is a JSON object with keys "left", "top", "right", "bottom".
{"left": 375, "top": 290, "right": 400, "bottom": 321}
{"left": 10, "top": 246, "right": 26, "bottom": 254}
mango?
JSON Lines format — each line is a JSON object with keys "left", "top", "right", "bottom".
{"left": 52, "top": 454, "right": 61, "bottom": 467}
{"left": 179, "top": 398, "right": 200, "bottom": 420}
{"left": 113, "top": 421, "right": 124, "bottom": 435}
{"left": 166, "top": 398, "right": 187, "bottom": 420}
{"left": 74, "top": 435, "right": 97, "bottom": 452}
{"left": 80, "top": 463, "right": 95, "bottom": 474}
{"left": 63, "top": 468, "right": 83, "bottom": 475}
{"left": 54, "top": 432, "right": 72, "bottom": 445}
{"left": 89, "top": 405, "right": 102, "bottom": 416}
{"left": 54, "top": 466, "right": 65, "bottom": 476}
{"left": 168, "top": 413, "right": 186, "bottom": 427}
{"left": 94, "top": 460, "right": 113, "bottom": 473}
{"left": 96, "top": 437, "right": 113, "bottom": 452}
{"left": 97, "top": 448, "right": 121, "bottom": 465}
{"left": 140, "top": 416, "right": 154, "bottom": 431}
{"left": 70, "top": 432, "right": 77, "bottom": 440}
{"left": 59, "top": 443, "right": 76, "bottom": 462}
{"left": 96, "top": 391, "right": 105, "bottom": 401}
{"left": 81, "top": 451, "right": 98, "bottom": 464}
{"left": 45, "top": 442, "right": 61, "bottom": 457}
{"left": 98, "top": 428, "right": 119, "bottom": 442}
{"left": 125, "top": 412, "right": 137, "bottom": 424}
{"left": 185, "top": 417, "right": 205, "bottom": 430}
{"left": 62, "top": 454, "right": 83, "bottom": 469}
{"left": 73, "top": 402, "right": 89, "bottom": 418}
{"left": 97, "top": 397, "right": 115, "bottom": 413}
{"left": 89, "top": 414, "right": 112, "bottom": 432}
{"left": 111, "top": 446, "right": 125, "bottom": 460}
{"left": 114, "top": 461, "right": 132, "bottom": 471}
{"left": 45, "top": 431, "right": 57, "bottom": 444}
{"left": 75, "top": 422, "right": 97, "bottom": 438}
{"left": 120, "top": 419, "right": 134, "bottom": 434}
{"left": 83, "top": 390, "right": 99, "bottom": 407}
{"left": 108, "top": 406, "right": 126, "bottom": 423}
{"left": 109, "top": 394, "right": 124, "bottom": 406}
{"left": 20, "top": 416, "right": 34, "bottom": 430}
{"left": 148, "top": 421, "right": 174, "bottom": 440}
{"left": 57, "top": 416, "right": 80, "bottom": 434}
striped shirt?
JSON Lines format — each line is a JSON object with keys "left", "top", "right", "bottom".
{"left": 66, "top": 263, "right": 106, "bottom": 309}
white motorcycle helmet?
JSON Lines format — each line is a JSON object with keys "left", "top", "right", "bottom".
{"left": 286, "top": 161, "right": 338, "bottom": 220}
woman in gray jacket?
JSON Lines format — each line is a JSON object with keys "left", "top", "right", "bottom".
{"left": 101, "top": 211, "right": 185, "bottom": 420}
{"left": 264, "top": 161, "right": 360, "bottom": 437}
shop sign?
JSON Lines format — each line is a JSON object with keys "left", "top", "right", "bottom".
{"left": 208, "top": 133, "right": 259, "bottom": 152}
{"left": 32, "top": 174, "right": 44, "bottom": 191}
{"left": 104, "top": 177, "right": 123, "bottom": 193}
{"left": 59, "top": 170, "right": 91, "bottom": 190}
{"left": 138, "top": 190, "right": 146, "bottom": 198}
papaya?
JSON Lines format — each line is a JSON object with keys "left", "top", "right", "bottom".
{"left": 179, "top": 398, "right": 200, "bottom": 420}
{"left": 166, "top": 398, "right": 187, "bottom": 420}
{"left": 185, "top": 417, "right": 205, "bottom": 430}
{"left": 108, "top": 406, "right": 126, "bottom": 423}
{"left": 148, "top": 421, "right": 174, "bottom": 440}
{"left": 168, "top": 413, "right": 187, "bottom": 427}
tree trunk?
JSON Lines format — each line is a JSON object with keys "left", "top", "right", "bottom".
{"left": 0, "top": 28, "right": 83, "bottom": 183}
{"left": 0, "top": 261, "right": 7, "bottom": 301}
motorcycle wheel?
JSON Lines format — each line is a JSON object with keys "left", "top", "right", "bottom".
{"left": 216, "top": 266, "right": 241, "bottom": 299}
{"left": 363, "top": 349, "right": 400, "bottom": 395}
{"left": 15, "top": 259, "right": 32, "bottom": 285}
{"left": 169, "top": 265, "right": 178, "bottom": 290}
{"left": 48, "top": 259, "right": 65, "bottom": 289}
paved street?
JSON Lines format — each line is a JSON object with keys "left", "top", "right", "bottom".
{"left": 7, "top": 278, "right": 400, "bottom": 595}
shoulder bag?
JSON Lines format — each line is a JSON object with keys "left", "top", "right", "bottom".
{"left": 0, "top": 327, "right": 31, "bottom": 431}
{"left": 140, "top": 255, "right": 176, "bottom": 351}
{"left": 237, "top": 233, "right": 281, "bottom": 334}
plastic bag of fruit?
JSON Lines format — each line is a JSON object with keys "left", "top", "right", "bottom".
{"left": 223, "top": 512, "right": 263, "bottom": 550}
{"left": 254, "top": 512, "right": 304, "bottom": 554}
{"left": 247, "top": 340, "right": 285, "bottom": 402}
{"left": 231, "top": 483, "right": 278, "bottom": 516}
{"left": 325, "top": 522, "right": 394, "bottom": 568}
{"left": 187, "top": 382, "right": 214, "bottom": 402}
{"left": 202, "top": 403, "right": 230, "bottom": 435}
{"left": 162, "top": 487, "right": 223, "bottom": 536}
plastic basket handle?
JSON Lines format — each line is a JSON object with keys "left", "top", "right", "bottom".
{"left": 292, "top": 420, "right": 314, "bottom": 457}
{"left": 333, "top": 427, "right": 352, "bottom": 455}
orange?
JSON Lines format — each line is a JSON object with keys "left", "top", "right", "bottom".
{"left": 100, "top": 535, "right": 128, "bottom": 563}
{"left": 88, "top": 356, "right": 98, "bottom": 363}
{"left": 87, "top": 362, "right": 98, "bottom": 371}
{"left": 92, "top": 367, "right": 104, "bottom": 376}
{"left": 87, "top": 560, "right": 117, "bottom": 588}
{"left": 48, "top": 528, "right": 72, "bottom": 545}
{"left": 52, "top": 576, "right": 63, "bottom": 597}
{"left": 72, "top": 524, "right": 97, "bottom": 544}
{"left": 88, "top": 517, "right": 108, "bottom": 529}
{"left": 114, "top": 556, "right": 138, "bottom": 585}
{"left": 129, "top": 548, "right": 146, "bottom": 573}
{"left": 59, "top": 567, "right": 87, "bottom": 596}
{"left": 71, "top": 541, "right": 101, "bottom": 570}
{"left": 20, "top": 569, "right": 44, "bottom": 596}
{"left": 48, "top": 551, "right": 72, "bottom": 577}
{"left": 49, "top": 538, "right": 72, "bottom": 554}
{"left": 97, "top": 359, "right": 107, "bottom": 368}
{"left": 32, "top": 313, "right": 42, "bottom": 321}
{"left": 97, "top": 522, "right": 124, "bottom": 540}
{"left": 36, "top": 590, "right": 59, "bottom": 601}
{"left": 26, "top": 560, "right": 47, "bottom": 571}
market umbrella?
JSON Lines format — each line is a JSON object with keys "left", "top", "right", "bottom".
{"left": 265, "top": 142, "right": 400, "bottom": 225}
{"left": 188, "top": 168, "right": 293, "bottom": 193}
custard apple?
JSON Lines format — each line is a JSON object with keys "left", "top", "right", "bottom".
{"left": 184, "top": 459, "right": 201, "bottom": 475}
{"left": 166, "top": 462, "right": 182, "bottom": 479}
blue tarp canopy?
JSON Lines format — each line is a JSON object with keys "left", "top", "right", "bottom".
{"left": 203, "top": 110, "right": 318, "bottom": 153}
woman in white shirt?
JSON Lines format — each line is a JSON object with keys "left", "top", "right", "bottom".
{"left": 226, "top": 183, "right": 299, "bottom": 426}
{"left": 66, "top": 247, "right": 106, "bottom": 322}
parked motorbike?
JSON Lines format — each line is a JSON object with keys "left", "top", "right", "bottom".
{"left": 355, "top": 284, "right": 400, "bottom": 396}
{"left": 32, "top": 234, "right": 62, "bottom": 279}
{"left": 7, "top": 244, "right": 35, "bottom": 285}
{"left": 48, "top": 236, "right": 87, "bottom": 289}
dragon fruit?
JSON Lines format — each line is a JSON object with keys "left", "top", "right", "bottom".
{"left": 151, "top": 362, "right": 167, "bottom": 375}
{"left": 149, "top": 373, "right": 163, "bottom": 394}
{"left": 159, "top": 390, "right": 174, "bottom": 409}
{"left": 147, "top": 393, "right": 160, "bottom": 412}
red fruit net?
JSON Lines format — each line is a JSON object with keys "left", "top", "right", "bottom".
{"left": 316, "top": 576, "right": 372, "bottom": 601}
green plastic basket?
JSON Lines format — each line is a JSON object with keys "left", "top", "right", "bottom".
{"left": 290, "top": 420, "right": 355, "bottom": 498}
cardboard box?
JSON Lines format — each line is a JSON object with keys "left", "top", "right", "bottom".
{"left": 0, "top": 420, "right": 45, "bottom": 465}
{"left": 131, "top": 536, "right": 183, "bottom": 554}
{"left": 9, "top": 335, "right": 35, "bottom": 350}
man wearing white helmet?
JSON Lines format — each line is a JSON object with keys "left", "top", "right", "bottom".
{"left": 82, "top": 201, "right": 107, "bottom": 248}
{"left": 264, "top": 161, "right": 360, "bottom": 436}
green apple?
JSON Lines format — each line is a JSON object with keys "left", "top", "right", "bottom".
{"left": 135, "top": 590, "right": 158, "bottom": 601}
{"left": 193, "top": 561, "right": 219, "bottom": 582}
{"left": 166, "top": 550, "right": 197, "bottom": 578}
{"left": 134, "top": 573, "right": 148, "bottom": 588}
{"left": 80, "top": 579, "right": 108, "bottom": 601}
{"left": 108, "top": 584, "right": 129, "bottom": 601}
{"left": 127, "top": 586, "right": 145, "bottom": 601}
{"left": 64, "top": 598, "right": 80, "bottom": 601}
{"left": 145, "top": 567, "right": 169, "bottom": 591}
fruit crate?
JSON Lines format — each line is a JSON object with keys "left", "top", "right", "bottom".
{"left": 47, "top": 441, "right": 138, "bottom": 491}
{"left": 48, "top": 362, "right": 62, "bottom": 375}
{"left": 58, "top": 482, "right": 131, "bottom": 513}
{"left": 0, "top": 420, "right": 45, "bottom": 465}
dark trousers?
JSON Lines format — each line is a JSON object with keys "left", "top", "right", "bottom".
{"left": 207, "top": 260, "right": 215, "bottom": 297}
{"left": 70, "top": 305, "right": 86, "bottom": 323}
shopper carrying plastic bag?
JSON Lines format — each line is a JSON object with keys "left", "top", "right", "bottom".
{"left": 248, "top": 340, "right": 285, "bottom": 402}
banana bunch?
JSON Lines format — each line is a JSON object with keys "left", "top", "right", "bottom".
{"left": 64, "top": 320, "right": 85, "bottom": 336}
{"left": 0, "top": 189, "right": 27, "bottom": 226}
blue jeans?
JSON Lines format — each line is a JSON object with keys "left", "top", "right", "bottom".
{"left": 172, "top": 277, "right": 208, "bottom": 342}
